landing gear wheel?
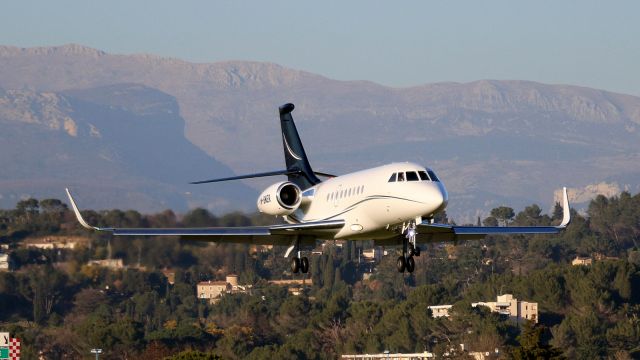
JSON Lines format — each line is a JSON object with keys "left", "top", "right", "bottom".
{"left": 396, "top": 256, "right": 406, "bottom": 273}
{"left": 414, "top": 247, "right": 421, "bottom": 257}
{"left": 291, "top": 257, "right": 301, "bottom": 274}
{"left": 300, "top": 257, "right": 309, "bottom": 274}
{"left": 406, "top": 256, "right": 415, "bottom": 273}
{"left": 409, "top": 243, "right": 417, "bottom": 256}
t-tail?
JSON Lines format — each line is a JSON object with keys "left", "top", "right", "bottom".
{"left": 279, "top": 103, "right": 321, "bottom": 189}
{"left": 190, "top": 103, "right": 333, "bottom": 187}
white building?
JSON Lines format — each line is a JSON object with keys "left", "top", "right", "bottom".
{"left": 428, "top": 305, "right": 453, "bottom": 318}
{"left": 428, "top": 294, "right": 538, "bottom": 323}
{"left": 0, "top": 253, "right": 12, "bottom": 271}
{"left": 472, "top": 294, "right": 538, "bottom": 323}
{"left": 341, "top": 351, "right": 435, "bottom": 359}
{"left": 88, "top": 258, "right": 125, "bottom": 269}
{"left": 24, "top": 236, "right": 87, "bottom": 250}
{"left": 197, "top": 274, "right": 252, "bottom": 304}
{"left": 572, "top": 256, "right": 593, "bottom": 266}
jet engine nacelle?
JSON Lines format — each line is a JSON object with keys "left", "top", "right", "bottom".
{"left": 257, "top": 181, "right": 302, "bottom": 216}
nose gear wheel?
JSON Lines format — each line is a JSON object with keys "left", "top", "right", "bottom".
{"left": 397, "top": 220, "right": 420, "bottom": 273}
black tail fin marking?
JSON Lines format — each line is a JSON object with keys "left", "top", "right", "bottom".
{"left": 279, "top": 103, "right": 321, "bottom": 189}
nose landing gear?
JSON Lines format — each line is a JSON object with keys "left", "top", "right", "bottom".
{"left": 397, "top": 221, "right": 420, "bottom": 273}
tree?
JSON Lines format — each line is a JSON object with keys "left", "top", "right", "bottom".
{"left": 483, "top": 216, "right": 499, "bottom": 227}
{"left": 39, "top": 198, "right": 67, "bottom": 213}
{"left": 165, "top": 350, "right": 221, "bottom": 360}
{"left": 15, "top": 198, "right": 39, "bottom": 216}
{"left": 215, "top": 325, "right": 255, "bottom": 359}
{"left": 514, "top": 204, "right": 546, "bottom": 226}
{"left": 182, "top": 208, "right": 218, "bottom": 227}
{"left": 511, "top": 322, "right": 564, "bottom": 359}
{"left": 18, "top": 265, "right": 68, "bottom": 323}
{"left": 552, "top": 202, "right": 564, "bottom": 222}
{"left": 490, "top": 206, "right": 515, "bottom": 226}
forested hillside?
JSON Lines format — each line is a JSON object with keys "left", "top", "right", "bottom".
{"left": 0, "top": 192, "right": 639, "bottom": 359}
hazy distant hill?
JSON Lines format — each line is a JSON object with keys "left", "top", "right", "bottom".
{"left": 0, "top": 83, "right": 255, "bottom": 212}
{"left": 1, "top": 44, "right": 639, "bottom": 220}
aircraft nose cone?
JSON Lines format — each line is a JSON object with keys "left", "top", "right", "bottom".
{"left": 424, "top": 183, "right": 447, "bottom": 215}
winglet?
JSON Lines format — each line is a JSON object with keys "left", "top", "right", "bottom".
{"left": 558, "top": 186, "right": 571, "bottom": 228}
{"left": 65, "top": 188, "right": 100, "bottom": 230}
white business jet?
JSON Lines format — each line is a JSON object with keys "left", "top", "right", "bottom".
{"left": 66, "top": 103, "right": 570, "bottom": 274}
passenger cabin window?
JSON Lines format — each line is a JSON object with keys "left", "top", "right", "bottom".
{"left": 397, "top": 172, "right": 405, "bottom": 182}
{"left": 388, "top": 173, "right": 396, "bottom": 182}
{"left": 427, "top": 170, "right": 440, "bottom": 182}
{"left": 418, "top": 171, "right": 429, "bottom": 181}
{"left": 406, "top": 171, "right": 419, "bottom": 181}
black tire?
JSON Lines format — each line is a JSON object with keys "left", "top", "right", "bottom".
{"left": 396, "top": 256, "right": 406, "bottom": 273}
{"left": 300, "top": 257, "right": 310, "bottom": 273}
{"left": 406, "top": 256, "right": 415, "bottom": 273}
{"left": 291, "top": 257, "right": 301, "bottom": 274}
{"left": 414, "top": 246, "right": 421, "bottom": 257}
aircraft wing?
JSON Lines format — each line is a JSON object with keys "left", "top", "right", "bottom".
{"left": 416, "top": 187, "right": 571, "bottom": 243}
{"left": 65, "top": 188, "right": 343, "bottom": 246}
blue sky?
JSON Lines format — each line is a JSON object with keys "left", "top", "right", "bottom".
{"left": 2, "top": 1, "right": 639, "bottom": 95}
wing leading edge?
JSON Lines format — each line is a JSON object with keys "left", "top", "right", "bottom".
{"left": 65, "top": 188, "right": 344, "bottom": 246}
{"left": 416, "top": 187, "right": 571, "bottom": 243}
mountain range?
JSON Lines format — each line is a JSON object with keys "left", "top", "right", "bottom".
{"left": 1, "top": 44, "right": 639, "bottom": 220}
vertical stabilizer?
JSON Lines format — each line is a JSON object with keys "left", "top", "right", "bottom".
{"left": 279, "top": 103, "right": 320, "bottom": 189}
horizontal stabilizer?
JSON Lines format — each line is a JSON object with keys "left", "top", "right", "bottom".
{"left": 190, "top": 169, "right": 297, "bottom": 184}
{"left": 314, "top": 171, "right": 336, "bottom": 178}
{"left": 191, "top": 169, "right": 336, "bottom": 184}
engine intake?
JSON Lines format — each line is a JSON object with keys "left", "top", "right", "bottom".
{"left": 257, "top": 181, "right": 302, "bottom": 216}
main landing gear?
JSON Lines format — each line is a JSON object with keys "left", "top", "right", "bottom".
{"left": 397, "top": 221, "right": 421, "bottom": 273}
{"left": 291, "top": 255, "right": 309, "bottom": 274}
{"left": 289, "top": 237, "right": 309, "bottom": 274}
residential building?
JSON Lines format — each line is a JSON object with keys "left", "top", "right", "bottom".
{"left": 428, "top": 304, "right": 453, "bottom": 318}
{"left": 197, "top": 274, "right": 252, "bottom": 304}
{"left": 88, "top": 259, "right": 125, "bottom": 269}
{"left": 23, "top": 235, "right": 88, "bottom": 250}
{"left": 0, "top": 253, "right": 12, "bottom": 271}
{"left": 268, "top": 279, "right": 313, "bottom": 286}
{"left": 472, "top": 294, "right": 538, "bottom": 323}
{"left": 268, "top": 278, "right": 312, "bottom": 296}
{"left": 572, "top": 256, "right": 593, "bottom": 266}
{"left": 341, "top": 351, "right": 435, "bottom": 359}
{"left": 428, "top": 294, "right": 538, "bottom": 323}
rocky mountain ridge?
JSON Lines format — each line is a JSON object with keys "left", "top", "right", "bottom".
{"left": 0, "top": 83, "right": 255, "bottom": 212}
{"left": 1, "top": 44, "right": 639, "bottom": 220}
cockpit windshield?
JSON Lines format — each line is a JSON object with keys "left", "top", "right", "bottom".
{"left": 406, "top": 171, "right": 419, "bottom": 181}
{"left": 427, "top": 169, "right": 439, "bottom": 182}
{"left": 388, "top": 169, "right": 440, "bottom": 182}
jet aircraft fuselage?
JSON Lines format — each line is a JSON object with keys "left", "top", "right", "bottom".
{"left": 288, "top": 162, "right": 447, "bottom": 240}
